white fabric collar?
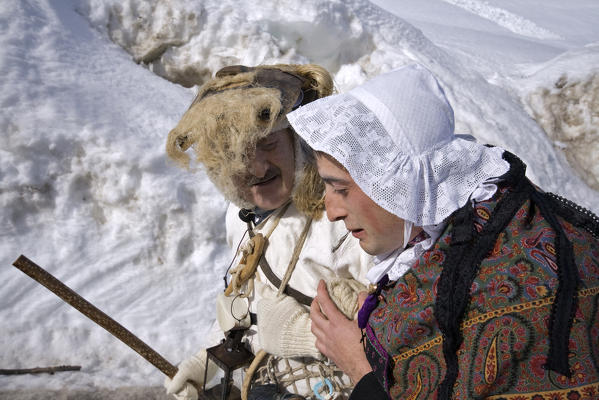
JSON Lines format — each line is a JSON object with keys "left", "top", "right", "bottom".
{"left": 365, "top": 180, "right": 500, "bottom": 284}
{"left": 366, "top": 224, "right": 445, "bottom": 284}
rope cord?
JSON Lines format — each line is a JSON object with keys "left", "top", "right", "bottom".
{"left": 277, "top": 216, "right": 313, "bottom": 297}
{"left": 252, "top": 355, "right": 351, "bottom": 395}
{"left": 254, "top": 201, "right": 291, "bottom": 240}
{"left": 241, "top": 350, "right": 268, "bottom": 400}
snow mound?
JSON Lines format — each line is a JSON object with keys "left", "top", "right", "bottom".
{"left": 80, "top": 0, "right": 599, "bottom": 212}
{"left": 82, "top": 0, "right": 374, "bottom": 87}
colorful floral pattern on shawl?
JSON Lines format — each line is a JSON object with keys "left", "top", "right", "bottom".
{"left": 364, "top": 185, "right": 599, "bottom": 399}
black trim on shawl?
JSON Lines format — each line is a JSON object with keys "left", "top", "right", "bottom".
{"left": 536, "top": 191, "right": 599, "bottom": 374}
{"left": 545, "top": 192, "right": 599, "bottom": 239}
{"left": 433, "top": 151, "right": 598, "bottom": 399}
{"left": 349, "top": 371, "right": 390, "bottom": 400}
{"left": 434, "top": 152, "right": 534, "bottom": 399}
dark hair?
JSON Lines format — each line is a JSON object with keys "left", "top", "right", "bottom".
{"left": 314, "top": 150, "right": 348, "bottom": 172}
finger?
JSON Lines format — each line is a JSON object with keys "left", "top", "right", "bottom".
{"left": 315, "top": 280, "right": 333, "bottom": 309}
{"left": 310, "top": 320, "right": 326, "bottom": 342}
{"left": 316, "top": 280, "right": 345, "bottom": 321}
{"left": 313, "top": 334, "right": 326, "bottom": 356}
{"left": 310, "top": 298, "right": 328, "bottom": 329}
{"left": 167, "top": 372, "right": 187, "bottom": 394}
{"left": 309, "top": 316, "right": 330, "bottom": 356}
{"left": 173, "top": 382, "right": 199, "bottom": 400}
{"left": 317, "top": 279, "right": 327, "bottom": 296}
{"left": 309, "top": 317, "right": 328, "bottom": 354}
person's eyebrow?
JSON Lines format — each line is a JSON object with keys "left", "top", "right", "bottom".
{"left": 321, "top": 176, "right": 351, "bottom": 185}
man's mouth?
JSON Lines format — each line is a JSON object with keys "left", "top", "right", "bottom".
{"left": 249, "top": 171, "right": 279, "bottom": 186}
{"left": 349, "top": 228, "right": 365, "bottom": 239}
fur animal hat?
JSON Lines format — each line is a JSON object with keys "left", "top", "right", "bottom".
{"left": 166, "top": 64, "right": 334, "bottom": 218}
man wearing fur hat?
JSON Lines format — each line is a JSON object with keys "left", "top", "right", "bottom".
{"left": 164, "top": 64, "right": 371, "bottom": 400}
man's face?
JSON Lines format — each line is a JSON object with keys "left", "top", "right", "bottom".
{"left": 238, "top": 128, "right": 296, "bottom": 211}
{"left": 317, "top": 155, "right": 405, "bottom": 255}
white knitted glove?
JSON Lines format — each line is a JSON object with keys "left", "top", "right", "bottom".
{"left": 257, "top": 295, "right": 321, "bottom": 359}
{"left": 216, "top": 292, "right": 251, "bottom": 332}
{"left": 164, "top": 350, "right": 209, "bottom": 400}
{"left": 326, "top": 278, "right": 367, "bottom": 319}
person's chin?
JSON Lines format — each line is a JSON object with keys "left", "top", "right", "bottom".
{"left": 358, "top": 240, "right": 377, "bottom": 256}
{"left": 251, "top": 184, "right": 289, "bottom": 210}
{"left": 251, "top": 178, "right": 278, "bottom": 195}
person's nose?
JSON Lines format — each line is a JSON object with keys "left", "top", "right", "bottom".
{"left": 249, "top": 151, "right": 269, "bottom": 178}
{"left": 324, "top": 192, "right": 347, "bottom": 222}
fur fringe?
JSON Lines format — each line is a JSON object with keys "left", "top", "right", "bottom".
{"left": 166, "top": 64, "right": 333, "bottom": 216}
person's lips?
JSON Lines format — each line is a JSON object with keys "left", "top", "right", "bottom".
{"left": 253, "top": 174, "right": 278, "bottom": 186}
{"left": 349, "top": 228, "right": 365, "bottom": 239}
{"left": 248, "top": 169, "right": 279, "bottom": 186}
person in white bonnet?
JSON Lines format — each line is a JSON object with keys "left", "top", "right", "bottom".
{"left": 287, "top": 64, "right": 599, "bottom": 399}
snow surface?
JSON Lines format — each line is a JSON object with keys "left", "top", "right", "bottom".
{"left": 1, "top": 0, "right": 598, "bottom": 394}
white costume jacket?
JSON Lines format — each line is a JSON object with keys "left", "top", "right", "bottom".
{"left": 224, "top": 201, "right": 370, "bottom": 346}
{"left": 219, "top": 201, "right": 371, "bottom": 397}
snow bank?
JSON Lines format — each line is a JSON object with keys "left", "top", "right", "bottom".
{"left": 81, "top": 0, "right": 374, "bottom": 87}
{"left": 81, "top": 0, "right": 599, "bottom": 210}
{"left": 1, "top": 0, "right": 227, "bottom": 390}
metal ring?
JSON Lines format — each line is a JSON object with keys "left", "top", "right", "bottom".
{"left": 230, "top": 293, "right": 250, "bottom": 322}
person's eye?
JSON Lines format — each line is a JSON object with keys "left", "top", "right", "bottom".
{"left": 324, "top": 182, "right": 348, "bottom": 197}
{"left": 258, "top": 140, "right": 277, "bottom": 151}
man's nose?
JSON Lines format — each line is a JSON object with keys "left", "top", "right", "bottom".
{"left": 324, "top": 193, "right": 346, "bottom": 222}
{"left": 249, "top": 152, "right": 268, "bottom": 178}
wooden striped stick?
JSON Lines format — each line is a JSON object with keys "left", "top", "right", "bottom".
{"left": 12, "top": 255, "right": 178, "bottom": 379}
{"left": 0, "top": 365, "right": 81, "bottom": 375}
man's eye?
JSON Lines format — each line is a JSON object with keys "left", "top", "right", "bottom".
{"left": 258, "top": 141, "right": 277, "bottom": 151}
{"left": 324, "top": 182, "right": 348, "bottom": 196}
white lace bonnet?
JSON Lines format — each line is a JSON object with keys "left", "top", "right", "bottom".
{"left": 287, "top": 64, "right": 509, "bottom": 226}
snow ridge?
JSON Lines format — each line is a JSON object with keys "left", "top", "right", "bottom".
{"left": 441, "top": 0, "right": 563, "bottom": 40}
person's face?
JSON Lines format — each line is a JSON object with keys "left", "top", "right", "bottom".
{"left": 239, "top": 128, "right": 296, "bottom": 211}
{"left": 317, "top": 155, "right": 406, "bottom": 255}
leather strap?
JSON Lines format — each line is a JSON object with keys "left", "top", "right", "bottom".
{"left": 245, "top": 207, "right": 315, "bottom": 307}
{"left": 258, "top": 257, "right": 314, "bottom": 307}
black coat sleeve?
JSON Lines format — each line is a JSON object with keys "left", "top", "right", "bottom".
{"left": 349, "top": 371, "right": 390, "bottom": 400}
